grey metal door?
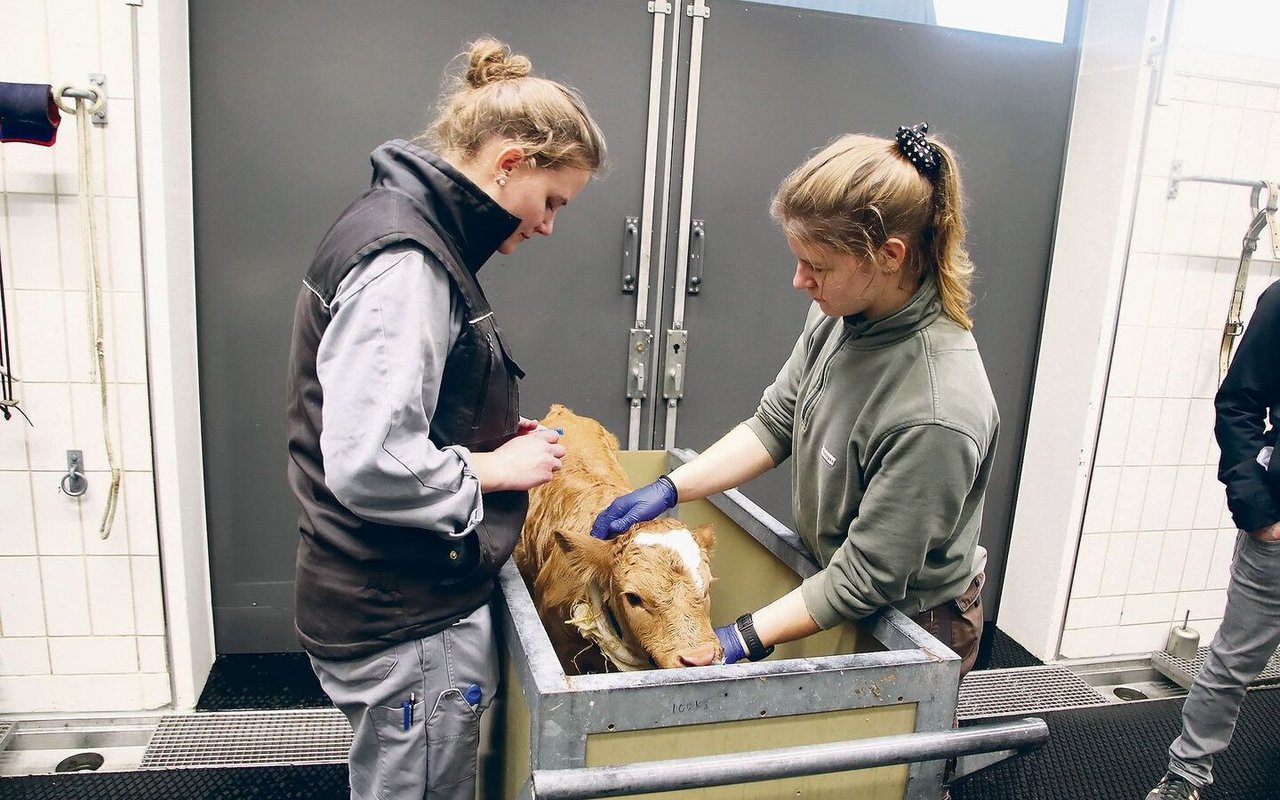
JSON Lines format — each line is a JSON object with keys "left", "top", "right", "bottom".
{"left": 192, "top": 0, "right": 1082, "bottom": 650}
{"left": 190, "top": 0, "right": 666, "bottom": 651}
{"left": 658, "top": 1, "right": 1085, "bottom": 615}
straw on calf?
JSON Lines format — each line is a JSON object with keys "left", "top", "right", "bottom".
{"left": 515, "top": 404, "right": 721, "bottom": 673}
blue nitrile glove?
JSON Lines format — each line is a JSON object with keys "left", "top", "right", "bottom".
{"left": 715, "top": 622, "right": 747, "bottom": 665}
{"left": 589, "top": 475, "right": 678, "bottom": 539}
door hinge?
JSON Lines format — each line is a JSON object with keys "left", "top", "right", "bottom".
{"left": 648, "top": 1, "right": 672, "bottom": 14}
{"left": 687, "top": 2, "right": 710, "bottom": 18}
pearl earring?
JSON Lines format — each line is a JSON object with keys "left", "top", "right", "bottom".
{"left": 495, "top": 174, "right": 508, "bottom": 187}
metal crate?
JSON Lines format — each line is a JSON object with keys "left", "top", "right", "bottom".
{"left": 485, "top": 449, "right": 1044, "bottom": 800}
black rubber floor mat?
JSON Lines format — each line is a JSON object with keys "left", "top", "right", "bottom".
{"left": 974, "top": 625, "right": 1044, "bottom": 671}
{"left": 6, "top": 691, "right": 1280, "bottom": 799}
{"left": 0, "top": 763, "right": 349, "bottom": 799}
{"left": 954, "top": 688, "right": 1280, "bottom": 800}
{"left": 197, "top": 653, "right": 329, "bottom": 711}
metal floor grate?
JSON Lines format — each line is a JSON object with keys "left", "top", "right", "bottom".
{"left": 957, "top": 666, "right": 1107, "bottom": 720}
{"left": 1152, "top": 646, "right": 1280, "bottom": 691}
{"left": 140, "top": 708, "right": 350, "bottom": 769}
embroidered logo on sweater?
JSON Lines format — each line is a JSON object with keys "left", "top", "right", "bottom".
{"left": 820, "top": 445, "right": 837, "bottom": 467}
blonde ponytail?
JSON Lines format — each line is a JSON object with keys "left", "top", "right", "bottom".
{"left": 925, "top": 143, "right": 974, "bottom": 329}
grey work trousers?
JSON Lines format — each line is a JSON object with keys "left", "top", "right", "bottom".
{"left": 1167, "top": 530, "right": 1280, "bottom": 787}
{"left": 309, "top": 604, "right": 498, "bottom": 800}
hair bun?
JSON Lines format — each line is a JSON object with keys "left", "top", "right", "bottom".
{"left": 464, "top": 37, "right": 532, "bottom": 88}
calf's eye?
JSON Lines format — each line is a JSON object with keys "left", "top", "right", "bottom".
{"left": 624, "top": 592, "right": 644, "bottom": 608}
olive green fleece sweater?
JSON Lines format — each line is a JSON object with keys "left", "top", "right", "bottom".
{"left": 744, "top": 280, "right": 999, "bottom": 628}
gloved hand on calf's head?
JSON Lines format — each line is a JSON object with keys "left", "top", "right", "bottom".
{"left": 589, "top": 475, "right": 678, "bottom": 539}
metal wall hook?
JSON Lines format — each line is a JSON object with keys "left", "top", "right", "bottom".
{"left": 52, "top": 74, "right": 108, "bottom": 125}
{"left": 60, "top": 450, "right": 87, "bottom": 497}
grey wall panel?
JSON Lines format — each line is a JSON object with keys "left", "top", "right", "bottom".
{"left": 666, "top": 2, "right": 1084, "bottom": 616}
{"left": 191, "top": 0, "right": 659, "bottom": 651}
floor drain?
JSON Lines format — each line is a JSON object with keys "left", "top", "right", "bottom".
{"left": 55, "top": 752, "right": 105, "bottom": 772}
{"left": 1113, "top": 686, "right": 1148, "bottom": 701}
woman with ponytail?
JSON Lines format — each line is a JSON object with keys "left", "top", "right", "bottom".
{"left": 593, "top": 124, "right": 998, "bottom": 680}
{"left": 287, "top": 38, "right": 605, "bottom": 800}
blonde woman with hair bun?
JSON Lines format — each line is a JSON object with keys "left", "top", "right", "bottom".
{"left": 287, "top": 37, "right": 604, "bottom": 800}
{"left": 594, "top": 124, "right": 999, "bottom": 686}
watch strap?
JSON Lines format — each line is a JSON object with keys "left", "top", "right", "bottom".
{"left": 735, "top": 613, "right": 775, "bottom": 661}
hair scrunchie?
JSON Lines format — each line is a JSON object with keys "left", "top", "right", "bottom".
{"left": 895, "top": 122, "right": 940, "bottom": 178}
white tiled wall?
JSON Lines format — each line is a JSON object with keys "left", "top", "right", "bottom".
{"left": 1062, "top": 51, "right": 1280, "bottom": 659}
{"left": 0, "top": 0, "right": 170, "bottom": 712}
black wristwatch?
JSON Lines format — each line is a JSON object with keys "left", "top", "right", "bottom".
{"left": 735, "top": 613, "right": 775, "bottom": 661}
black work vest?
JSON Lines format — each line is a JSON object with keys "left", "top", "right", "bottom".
{"left": 288, "top": 174, "right": 526, "bottom": 660}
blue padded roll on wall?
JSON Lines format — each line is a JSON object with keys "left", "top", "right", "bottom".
{"left": 0, "top": 82, "right": 61, "bottom": 145}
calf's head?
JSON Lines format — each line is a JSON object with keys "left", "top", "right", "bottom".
{"left": 554, "top": 519, "right": 720, "bottom": 668}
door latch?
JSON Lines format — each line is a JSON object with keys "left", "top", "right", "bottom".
{"left": 663, "top": 330, "right": 688, "bottom": 400}
{"left": 626, "top": 328, "right": 653, "bottom": 399}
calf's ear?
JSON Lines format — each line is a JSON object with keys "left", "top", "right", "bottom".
{"left": 551, "top": 529, "right": 612, "bottom": 578}
{"left": 690, "top": 523, "right": 716, "bottom": 554}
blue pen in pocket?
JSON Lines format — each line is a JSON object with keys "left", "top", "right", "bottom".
{"left": 402, "top": 692, "right": 414, "bottom": 731}
{"left": 463, "top": 683, "right": 482, "bottom": 708}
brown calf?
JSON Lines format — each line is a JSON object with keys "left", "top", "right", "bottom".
{"left": 515, "top": 404, "right": 721, "bottom": 674}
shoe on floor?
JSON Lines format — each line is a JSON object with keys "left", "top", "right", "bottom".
{"left": 1145, "top": 772, "right": 1201, "bottom": 800}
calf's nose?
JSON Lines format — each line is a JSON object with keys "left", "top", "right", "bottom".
{"left": 677, "top": 643, "right": 719, "bottom": 667}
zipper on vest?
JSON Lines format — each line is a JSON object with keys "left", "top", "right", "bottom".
{"left": 472, "top": 331, "right": 494, "bottom": 431}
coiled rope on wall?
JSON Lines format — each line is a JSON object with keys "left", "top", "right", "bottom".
{"left": 53, "top": 84, "right": 120, "bottom": 540}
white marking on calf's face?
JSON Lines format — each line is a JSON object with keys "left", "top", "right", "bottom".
{"left": 632, "top": 529, "right": 705, "bottom": 592}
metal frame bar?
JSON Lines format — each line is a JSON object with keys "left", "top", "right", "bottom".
{"left": 1151, "top": 0, "right": 1180, "bottom": 107}
{"left": 641, "top": 0, "right": 684, "bottom": 450}
{"left": 661, "top": 0, "right": 710, "bottom": 450}
{"left": 634, "top": 2, "right": 668, "bottom": 328}
{"left": 668, "top": 0, "right": 709, "bottom": 335}
{"left": 627, "top": 0, "right": 673, "bottom": 449}
{"left": 529, "top": 717, "right": 1048, "bottom": 800}
{"left": 1166, "top": 159, "right": 1273, "bottom": 200}
{"left": 628, "top": 0, "right": 685, "bottom": 450}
